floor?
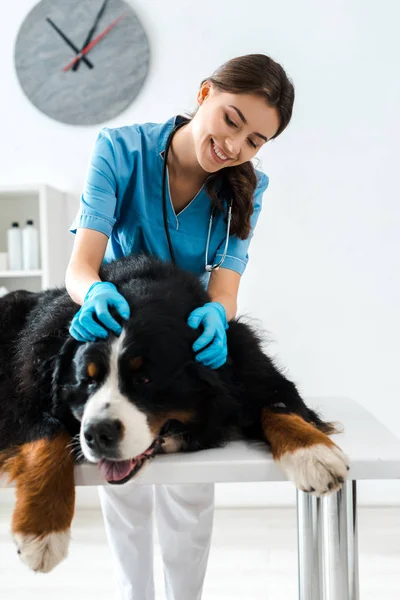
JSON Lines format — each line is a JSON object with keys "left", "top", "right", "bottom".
{"left": 0, "top": 503, "right": 400, "bottom": 599}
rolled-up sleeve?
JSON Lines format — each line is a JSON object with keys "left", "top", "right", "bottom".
{"left": 213, "top": 170, "right": 269, "bottom": 275}
{"left": 69, "top": 128, "right": 119, "bottom": 237}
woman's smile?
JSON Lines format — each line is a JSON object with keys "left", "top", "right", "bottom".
{"left": 210, "top": 138, "right": 232, "bottom": 164}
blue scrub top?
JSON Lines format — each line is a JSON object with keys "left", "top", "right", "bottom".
{"left": 69, "top": 115, "right": 269, "bottom": 287}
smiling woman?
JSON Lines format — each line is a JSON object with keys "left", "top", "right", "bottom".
{"left": 62, "top": 51, "right": 295, "bottom": 599}
{"left": 14, "top": 0, "right": 150, "bottom": 125}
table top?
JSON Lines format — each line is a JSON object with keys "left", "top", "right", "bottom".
{"left": 76, "top": 396, "right": 400, "bottom": 485}
{"left": 2, "top": 396, "right": 400, "bottom": 487}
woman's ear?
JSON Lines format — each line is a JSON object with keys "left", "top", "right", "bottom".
{"left": 197, "top": 81, "right": 212, "bottom": 106}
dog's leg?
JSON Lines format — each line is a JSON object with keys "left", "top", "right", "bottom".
{"left": 262, "top": 409, "right": 350, "bottom": 496}
{"left": 0, "top": 431, "right": 75, "bottom": 572}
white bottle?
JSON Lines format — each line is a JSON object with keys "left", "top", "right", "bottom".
{"left": 7, "top": 222, "right": 23, "bottom": 271}
{"left": 22, "top": 219, "right": 40, "bottom": 270}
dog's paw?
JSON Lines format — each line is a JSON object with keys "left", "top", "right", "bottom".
{"left": 13, "top": 530, "right": 70, "bottom": 572}
{"left": 278, "top": 443, "right": 350, "bottom": 496}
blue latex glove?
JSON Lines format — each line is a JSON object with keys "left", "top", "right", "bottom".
{"left": 69, "top": 281, "right": 130, "bottom": 342}
{"left": 187, "top": 301, "right": 229, "bottom": 369}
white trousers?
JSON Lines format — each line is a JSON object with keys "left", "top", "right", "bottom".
{"left": 98, "top": 482, "right": 215, "bottom": 600}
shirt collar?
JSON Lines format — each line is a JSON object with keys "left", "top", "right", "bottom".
{"left": 158, "top": 114, "right": 189, "bottom": 160}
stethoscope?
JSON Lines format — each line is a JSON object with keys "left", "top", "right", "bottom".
{"left": 161, "top": 120, "right": 233, "bottom": 272}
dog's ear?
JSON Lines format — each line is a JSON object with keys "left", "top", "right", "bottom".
{"left": 184, "top": 322, "right": 234, "bottom": 369}
{"left": 185, "top": 359, "right": 229, "bottom": 395}
{"left": 51, "top": 336, "right": 81, "bottom": 413}
{"left": 95, "top": 303, "right": 128, "bottom": 330}
{"left": 184, "top": 360, "right": 233, "bottom": 425}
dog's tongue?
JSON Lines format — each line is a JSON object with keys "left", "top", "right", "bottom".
{"left": 97, "top": 440, "right": 162, "bottom": 483}
{"left": 98, "top": 458, "right": 133, "bottom": 482}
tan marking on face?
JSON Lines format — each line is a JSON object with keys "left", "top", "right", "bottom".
{"left": 87, "top": 362, "right": 98, "bottom": 378}
{"left": 130, "top": 356, "right": 144, "bottom": 371}
{"left": 262, "top": 410, "right": 336, "bottom": 461}
{"left": 148, "top": 410, "right": 196, "bottom": 437}
{"left": 120, "top": 421, "right": 126, "bottom": 437}
{"left": 0, "top": 433, "right": 75, "bottom": 537}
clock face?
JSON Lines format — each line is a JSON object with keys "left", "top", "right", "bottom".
{"left": 14, "top": 0, "right": 150, "bottom": 125}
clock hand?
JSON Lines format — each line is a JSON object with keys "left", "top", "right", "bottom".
{"left": 46, "top": 17, "right": 94, "bottom": 69}
{"left": 63, "top": 14, "right": 124, "bottom": 72}
{"left": 72, "top": 0, "right": 110, "bottom": 72}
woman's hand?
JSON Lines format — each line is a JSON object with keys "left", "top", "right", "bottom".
{"left": 69, "top": 281, "right": 130, "bottom": 342}
{"left": 187, "top": 301, "right": 229, "bottom": 369}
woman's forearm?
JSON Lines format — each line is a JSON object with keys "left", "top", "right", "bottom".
{"left": 65, "top": 262, "right": 101, "bottom": 306}
{"left": 208, "top": 292, "right": 237, "bottom": 322}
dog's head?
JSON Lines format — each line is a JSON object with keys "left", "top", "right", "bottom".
{"left": 52, "top": 302, "right": 230, "bottom": 484}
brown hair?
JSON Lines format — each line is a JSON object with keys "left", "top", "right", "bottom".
{"left": 190, "top": 54, "right": 295, "bottom": 239}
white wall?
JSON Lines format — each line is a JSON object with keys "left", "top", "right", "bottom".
{"left": 1, "top": 0, "right": 399, "bottom": 506}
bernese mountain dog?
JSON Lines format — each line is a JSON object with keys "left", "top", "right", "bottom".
{"left": 0, "top": 253, "right": 349, "bottom": 573}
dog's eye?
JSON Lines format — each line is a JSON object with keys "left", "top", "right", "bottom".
{"left": 135, "top": 374, "right": 151, "bottom": 385}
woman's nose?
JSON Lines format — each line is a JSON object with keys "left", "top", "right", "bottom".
{"left": 225, "top": 137, "right": 242, "bottom": 158}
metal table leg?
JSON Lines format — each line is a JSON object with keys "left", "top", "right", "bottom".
{"left": 297, "top": 480, "right": 359, "bottom": 600}
{"left": 321, "top": 480, "right": 359, "bottom": 600}
{"left": 297, "top": 491, "right": 324, "bottom": 599}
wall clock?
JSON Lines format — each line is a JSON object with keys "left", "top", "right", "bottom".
{"left": 14, "top": 0, "right": 150, "bottom": 125}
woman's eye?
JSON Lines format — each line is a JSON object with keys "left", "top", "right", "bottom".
{"left": 225, "top": 113, "right": 257, "bottom": 149}
{"left": 224, "top": 114, "right": 237, "bottom": 128}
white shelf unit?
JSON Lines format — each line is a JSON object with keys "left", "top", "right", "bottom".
{"left": 0, "top": 184, "right": 69, "bottom": 293}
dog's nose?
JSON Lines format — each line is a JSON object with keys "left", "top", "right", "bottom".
{"left": 84, "top": 419, "right": 123, "bottom": 454}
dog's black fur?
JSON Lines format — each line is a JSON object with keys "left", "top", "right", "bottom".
{"left": 0, "top": 253, "right": 333, "bottom": 467}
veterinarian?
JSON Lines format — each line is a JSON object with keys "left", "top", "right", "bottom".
{"left": 66, "top": 53, "right": 294, "bottom": 600}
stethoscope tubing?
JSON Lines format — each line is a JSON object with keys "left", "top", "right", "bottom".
{"left": 162, "top": 121, "right": 232, "bottom": 272}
